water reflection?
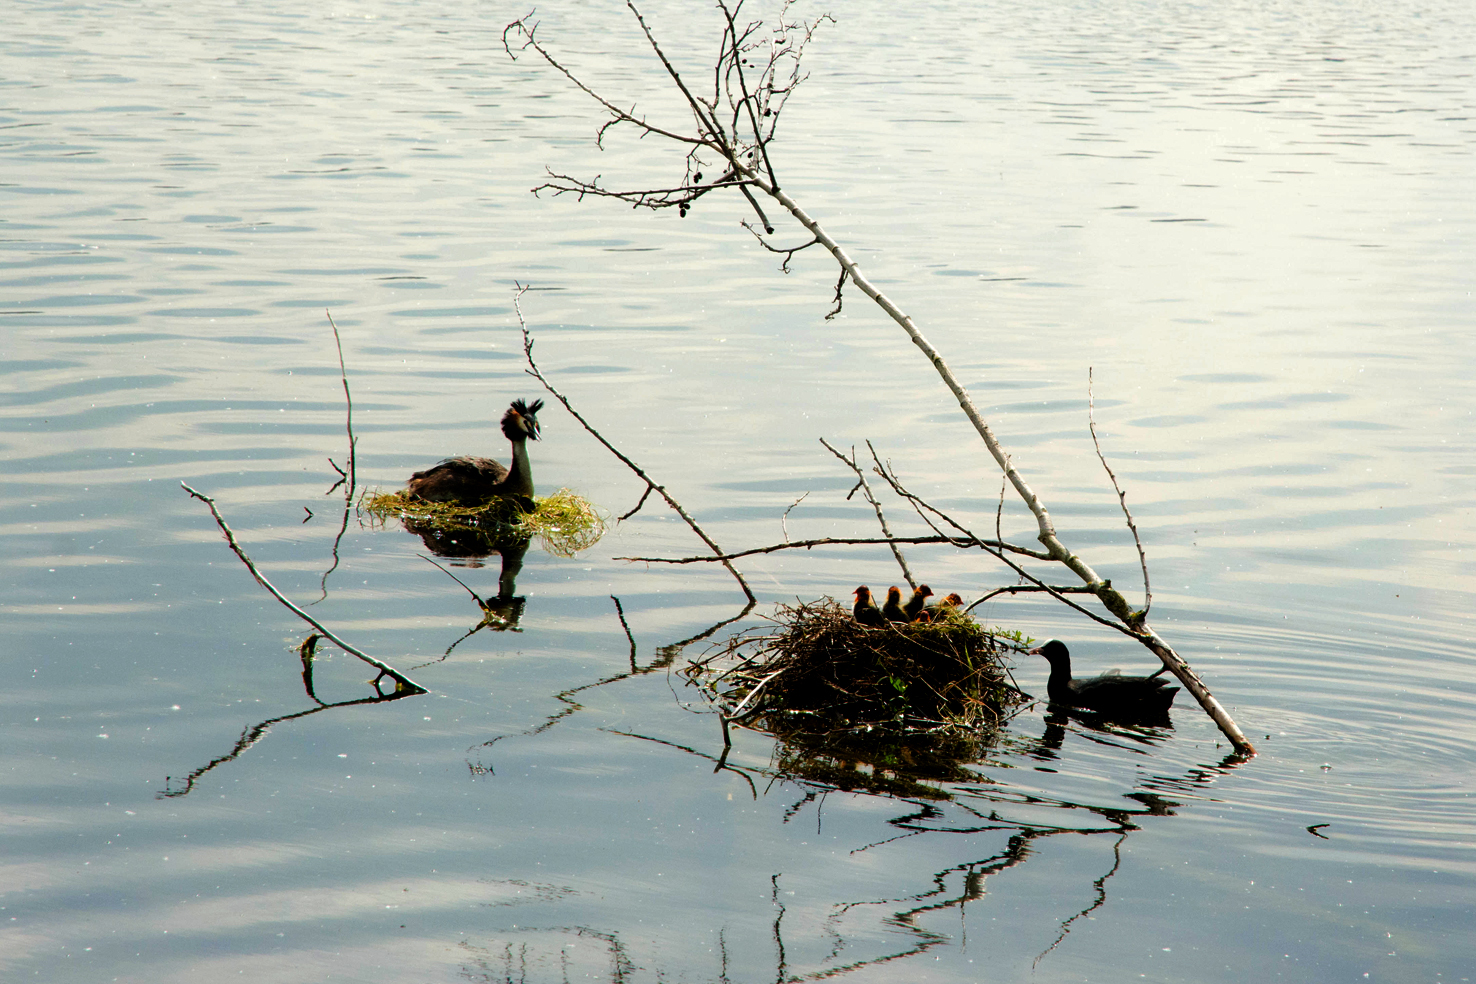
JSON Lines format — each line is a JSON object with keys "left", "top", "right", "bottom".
{"left": 7, "top": 0, "right": 1475, "bottom": 977}
{"left": 1028, "top": 703, "right": 1175, "bottom": 763}
{"left": 415, "top": 549, "right": 531, "bottom": 661}
{"left": 158, "top": 635, "right": 418, "bottom": 799}
{"left": 465, "top": 658, "right": 1252, "bottom": 983}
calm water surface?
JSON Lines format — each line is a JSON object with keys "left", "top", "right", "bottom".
{"left": 3, "top": 1, "right": 1474, "bottom": 981}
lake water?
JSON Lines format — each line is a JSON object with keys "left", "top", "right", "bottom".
{"left": 4, "top": 0, "right": 1474, "bottom": 980}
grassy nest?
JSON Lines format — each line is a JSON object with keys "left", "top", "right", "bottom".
{"left": 687, "top": 598, "right": 1030, "bottom": 737}
{"left": 360, "top": 487, "right": 605, "bottom": 558}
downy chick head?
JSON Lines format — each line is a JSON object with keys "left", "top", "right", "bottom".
{"left": 903, "top": 584, "right": 933, "bottom": 619}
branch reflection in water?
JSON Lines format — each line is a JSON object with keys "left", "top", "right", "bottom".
{"left": 582, "top": 704, "right": 1249, "bottom": 980}
{"left": 158, "top": 635, "right": 418, "bottom": 799}
{"left": 312, "top": 311, "right": 358, "bottom": 603}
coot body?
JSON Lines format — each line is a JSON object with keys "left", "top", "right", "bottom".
{"left": 1030, "top": 640, "right": 1179, "bottom": 713}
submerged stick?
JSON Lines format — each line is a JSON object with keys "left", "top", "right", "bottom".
{"left": 181, "top": 482, "right": 427, "bottom": 695}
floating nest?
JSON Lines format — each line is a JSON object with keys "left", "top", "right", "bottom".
{"left": 687, "top": 598, "right": 1030, "bottom": 739}
{"left": 360, "top": 487, "right": 605, "bottom": 558}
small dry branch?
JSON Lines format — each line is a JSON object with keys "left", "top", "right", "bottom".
{"left": 182, "top": 482, "right": 426, "bottom": 695}
{"left": 513, "top": 284, "right": 755, "bottom": 605}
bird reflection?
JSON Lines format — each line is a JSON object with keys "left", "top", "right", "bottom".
{"left": 1028, "top": 703, "right": 1174, "bottom": 764}
{"left": 416, "top": 552, "right": 530, "bottom": 664}
{"left": 406, "top": 517, "right": 532, "bottom": 645}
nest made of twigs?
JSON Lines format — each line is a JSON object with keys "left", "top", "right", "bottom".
{"left": 360, "top": 487, "right": 606, "bottom": 558}
{"left": 688, "top": 598, "right": 1028, "bottom": 736}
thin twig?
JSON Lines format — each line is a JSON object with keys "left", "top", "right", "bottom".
{"left": 781, "top": 491, "right": 809, "bottom": 544}
{"left": 820, "top": 438, "right": 916, "bottom": 589}
{"left": 513, "top": 284, "right": 755, "bottom": 604}
{"left": 1089, "top": 367, "right": 1150, "bottom": 617}
{"left": 966, "top": 584, "right": 1098, "bottom": 611}
{"left": 618, "top": 484, "right": 655, "bottom": 522}
{"left": 181, "top": 482, "right": 426, "bottom": 694}
{"left": 824, "top": 267, "right": 847, "bottom": 320}
{"left": 327, "top": 310, "right": 356, "bottom": 497}
{"left": 996, "top": 468, "right": 1008, "bottom": 545}
{"left": 868, "top": 444, "right": 1054, "bottom": 560}
{"left": 615, "top": 533, "right": 1019, "bottom": 565}
{"left": 742, "top": 221, "right": 819, "bottom": 273}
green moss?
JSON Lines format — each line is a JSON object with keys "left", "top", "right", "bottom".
{"left": 360, "top": 487, "right": 605, "bottom": 558}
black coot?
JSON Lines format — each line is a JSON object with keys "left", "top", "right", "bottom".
{"left": 1029, "top": 639, "right": 1179, "bottom": 714}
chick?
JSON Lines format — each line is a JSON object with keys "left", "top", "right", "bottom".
{"left": 903, "top": 584, "right": 933, "bottom": 621}
{"left": 852, "top": 585, "right": 886, "bottom": 627}
{"left": 881, "top": 585, "right": 908, "bottom": 623}
{"left": 918, "top": 592, "right": 965, "bottom": 622}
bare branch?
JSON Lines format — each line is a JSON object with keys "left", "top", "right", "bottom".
{"left": 532, "top": 170, "right": 752, "bottom": 210}
{"left": 514, "top": 285, "right": 755, "bottom": 605}
{"left": 181, "top": 482, "right": 426, "bottom": 695}
{"left": 780, "top": 491, "right": 809, "bottom": 543}
{"left": 823, "top": 267, "right": 847, "bottom": 320}
{"left": 316, "top": 310, "right": 357, "bottom": 601}
{"left": 867, "top": 444, "right": 1053, "bottom": 562}
{"left": 618, "top": 483, "right": 655, "bottom": 522}
{"left": 616, "top": 533, "right": 1020, "bottom": 566}
{"left": 717, "top": 1, "right": 780, "bottom": 190}
{"left": 503, "top": 14, "right": 709, "bottom": 150}
{"left": 507, "top": 4, "right": 1256, "bottom": 755}
{"left": 741, "top": 220, "right": 819, "bottom": 273}
{"left": 966, "top": 583, "right": 1098, "bottom": 610}
{"left": 1089, "top": 367, "right": 1150, "bottom": 618}
{"left": 820, "top": 438, "right": 915, "bottom": 589}
{"left": 327, "top": 310, "right": 356, "bottom": 497}
{"left": 996, "top": 466, "right": 1008, "bottom": 545}
{"left": 624, "top": 0, "right": 727, "bottom": 146}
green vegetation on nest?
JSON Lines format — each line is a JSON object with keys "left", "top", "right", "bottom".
{"left": 360, "top": 487, "right": 605, "bottom": 558}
